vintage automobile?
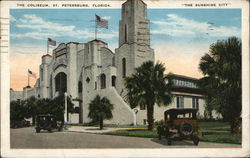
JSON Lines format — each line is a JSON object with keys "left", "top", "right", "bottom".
{"left": 35, "top": 115, "right": 63, "bottom": 133}
{"left": 157, "top": 108, "right": 201, "bottom": 145}
{"left": 10, "top": 120, "right": 30, "bottom": 128}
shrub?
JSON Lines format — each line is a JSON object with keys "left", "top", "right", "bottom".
{"left": 154, "top": 120, "right": 164, "bottom": 126}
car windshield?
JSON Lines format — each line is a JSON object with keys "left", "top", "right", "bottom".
{"left": 176, "top": 113, "right": 193, "bottom": 119}
{"left": 167, "top": 112, "right": 195, "bottom": 120}
{"left": 165, "top": 109, "right": 197, "bottom": 120}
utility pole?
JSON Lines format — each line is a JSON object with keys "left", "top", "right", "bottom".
{"left": 64, "top": 92, "right": 68, "bottom": 128}
{"left": 95, "top": 18, "right": 97, "bottom": 39}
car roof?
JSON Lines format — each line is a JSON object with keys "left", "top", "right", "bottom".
{"left": 164, "top": 108, "right": 197, "bottom": 115}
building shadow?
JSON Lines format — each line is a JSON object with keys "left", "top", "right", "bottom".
{"left": 151, "top": 138, "right": 195, "bottom": 146}
{"left": 85, "top": 128, "right": 104, "bottom": 130}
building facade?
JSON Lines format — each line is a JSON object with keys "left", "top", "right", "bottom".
{"left": 10, "top": 0, "right": 219, "bottom": 125}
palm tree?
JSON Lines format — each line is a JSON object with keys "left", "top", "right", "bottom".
{"left": 25, "top": 96, "right": 38, "bottom": 125}
{"left": 125, "top": 61, "right": 173, "bottom": 131}
{"left": 48, "top": 94, "right": 75, "bottom": 124}
{"left": 199, "top": 37, "right": 241, "bottom": 134}
{"left": 88, "top": 95, "right": 114, "bottom": 130}
{"left": 10, "top": 99, "right": 27, "bottom": 122}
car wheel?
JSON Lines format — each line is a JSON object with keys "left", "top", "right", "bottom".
{"left": 158, "top": 133, "right": 162, "bottom": 140}
{"left": 157, "top": 126, "right": 163, "bottom": 140}
{"left": 179, "top": 122, "right": 193, "bottom": 137}
{"left": 167, "top": 139, "right": 172, "bottom": 145}
{"left": 48, "top": 128, "right": 52, "bottom": 133}
{"left": 192, "top": 136, "right": 199, "bottom": 145}
{"left": 166, "top": 134, "right": 172, "bottom": 145}
{"left": 36, "top": 128, "right": 40, "bottom": 133}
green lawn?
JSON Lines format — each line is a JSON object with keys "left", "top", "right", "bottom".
{"left": 104, "top": 121, "right": 242, "bottom": 144}
{"left": 198, "top": 121, "right": 241, "bottom": 144}
{"left": 201, "top": 133, "right": 241, "bottom": 144}
{"left": 199, "top": 121, "right": 230, "bottom": 129}
{"left": 99, "top": 124, "right": 148, "bottom": 129}
{"left": 105, "top": 129, "right": 157, "bottom": 138}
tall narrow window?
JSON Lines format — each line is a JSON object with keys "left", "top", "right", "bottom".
{"left": 40, "top": 68, "right": 43, "bottom": 81}
{"left": 78, "top": 81, "right": 82, "bottom": 93}
{"left": 111, "top": 76, "right": 116, "bottom": 87}
{"left": 177, "top": 97, "right": 179, "bottom": 108}
{"left": 112, "top": 57, "right": 115, "bottom": 66}
{"left": 125, "top": 24, "right": 128, "bottom": 43}
{"left": 100, "top": 74, "right": 106, "bottom": 89}
{"left": 192, "top": 97, "right": 199, "bottom": 109}
{"left": 95, "top": 82, "right": 97, "bottom": 90}
{"left": 50, "top": 74, "right": 52, "bottom": 97}
{"left": 122, "top": 58, "right": 126, "bottom": 78}
{"left": 176, "top": 96, "right": 184, "bottom": 108}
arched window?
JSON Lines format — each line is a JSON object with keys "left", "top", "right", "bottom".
{"left": 122, "top": 58, "right": 126, "bottom": 78}
{"left": 112, "top": 76, "right": 116, "bottom": 87}
{"left": 86, "top": 77, "right": 90, "bottom": 83}
{"left": 100, "top": 74, "right": 106, "bottom": 89}
{"left": 95, "top": 82, "right": 97, "bottom": 90}
{"left": 55, "top": 72, "right": 67, "bottom": 94}
{"left": 78, "top": 81, "right": 82, "bottom": 93}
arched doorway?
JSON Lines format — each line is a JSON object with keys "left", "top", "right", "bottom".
{"left": 55, "top": 72, "right": 67, "bottom": 94}
{"left": 77, "top": 80, "right": 83, "bottom": 124}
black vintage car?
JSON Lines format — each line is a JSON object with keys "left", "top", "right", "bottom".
{"left": 157, "top": 108, "right": 201, "bottom": 145}
{"left": 10, "top": 120, "right": 30, "bottom": 128}
{"left": 35, "top": 115, "right": 63, "bottom": 133}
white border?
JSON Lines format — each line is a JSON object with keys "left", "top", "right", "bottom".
{"left": 1, "top": 0, "right": 249, "bottom": 157}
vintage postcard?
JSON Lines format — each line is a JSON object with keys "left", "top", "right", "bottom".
{"left": 1, "top": 0, "right": 249, "bottom": 157}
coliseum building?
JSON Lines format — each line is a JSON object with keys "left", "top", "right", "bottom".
{"left": 10, "top": 0, "right": 219, "bottom": 125}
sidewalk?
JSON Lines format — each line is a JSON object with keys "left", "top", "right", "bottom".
{"left": 67, "top": 126, "right": 135, "bottom": 134}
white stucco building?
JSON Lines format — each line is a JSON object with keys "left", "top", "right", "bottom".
{"left": 10, "top": 0, "right": 219, "bottom": 125}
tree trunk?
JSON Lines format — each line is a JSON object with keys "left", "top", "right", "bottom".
{"left": 208, "top": 110, "right": 213, "bottom": 120}
{"left": 147, "top": 104, "right": 154, "bottom": 131}
{"left": 100, "top": 117, "right": 103, "bottom": 130}
{"left": 32, "top": 115, "right": 35, "bottom": 126}
{"left": 230, "top": 117, "right": 241, "bottom": 134}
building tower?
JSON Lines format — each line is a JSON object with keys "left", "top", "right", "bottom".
{"left": 115, "top": 0, "right": 155, "bottom": 95}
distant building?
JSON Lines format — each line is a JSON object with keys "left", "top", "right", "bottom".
{"left": 10, "top": 88, "right": 22, "bottom": 102}
{"left": 10, "top": 0, "right": 219, "bottom": 125}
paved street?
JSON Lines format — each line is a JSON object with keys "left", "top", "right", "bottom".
{"left": 11, "top": 127, "right": 241, "bottom": 149}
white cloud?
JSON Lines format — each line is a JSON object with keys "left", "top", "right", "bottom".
{"left": 23, "top": 14, "right": 44, "bottom": 24}
{"left": 11, "top": 14, "right": 117, "bottom": 40}
{"left": 152, "top": 14, "right": 241, "bottom": 38}
{"left": 95, "top": 31, "right": 118, "bottom": 39}
{"left": 16, "top": 14, "right": 75, "bottom": 32}
{"left": 152, "top": 28, "right": 195, "bottom": 36}
{"left": 102, "top": 16, "right": 111, "bottom": 20}
{"left": 10, "top": 15, "right": 16, "bottom": 22}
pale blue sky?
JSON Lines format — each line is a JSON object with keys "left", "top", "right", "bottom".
{"left": 10, "top": 8, "right": 241, "bottom": 90}
{"left": 10, "top": 9, "right": 241, "bottom": 54}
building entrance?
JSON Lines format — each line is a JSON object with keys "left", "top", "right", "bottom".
{"left": 55, "top": 72, "right": 67, "bottom": 94}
